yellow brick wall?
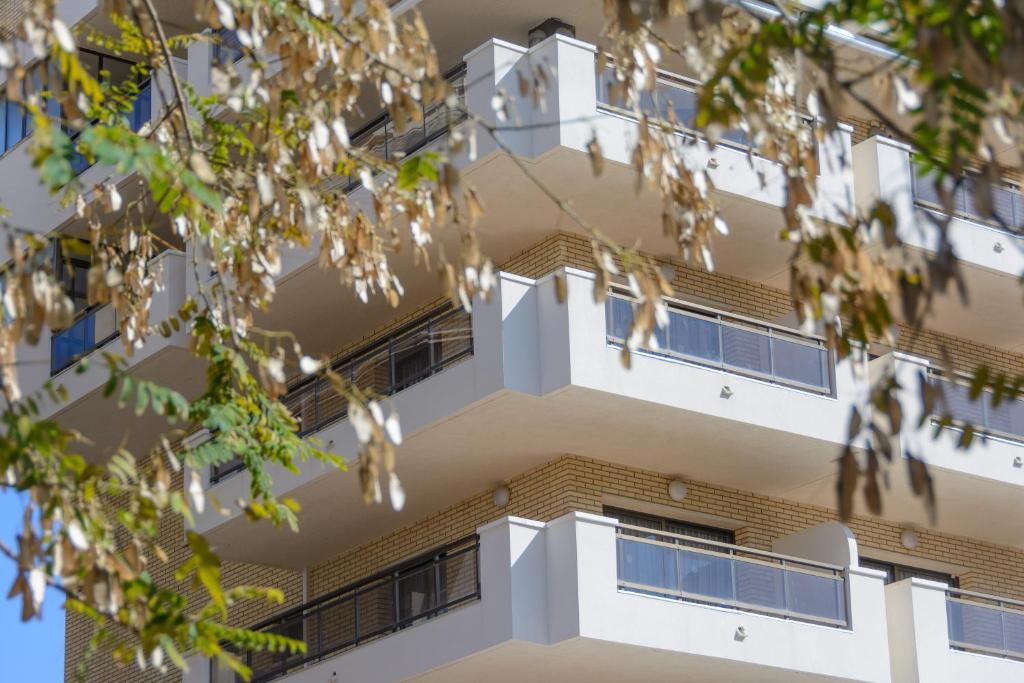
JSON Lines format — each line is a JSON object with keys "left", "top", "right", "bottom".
{"left": 64, "top": 468, "right": 306, "bottom": 683}
{"left": 309, "top": 454, "right": 1024, "bottom": 603}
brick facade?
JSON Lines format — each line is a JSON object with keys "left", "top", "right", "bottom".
{"left": 309, "top": 454, "right": 1024, "bottom": 603}
{"left": 63, "top": 467, "right": 306, "bottom": 683}
{"left": 64, "top": 231, "right": 1024, "bottom": 681}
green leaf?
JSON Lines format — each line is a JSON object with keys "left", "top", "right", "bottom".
{"left": 398, "top": 153, "right": 439, "bottom": 190}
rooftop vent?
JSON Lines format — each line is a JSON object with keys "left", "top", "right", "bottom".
{"left": 528, "top": 18, "right": 576, "bottom": 47}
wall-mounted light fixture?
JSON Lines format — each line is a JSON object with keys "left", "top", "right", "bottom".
{"left": 668, "top": 479, "right": 688, "bottom": 502}
{"left": 493, "top": 484, "right": 511, "bottom": 508}
{"left": 901, "top": 528, "right": 919, "bottom": 550}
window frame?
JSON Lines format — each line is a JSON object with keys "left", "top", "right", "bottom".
{"left": 860, "top": 556, "right": 958, "bottom": 587}
{"left": 604, "top": 506, "right": 736, "bottom": 544}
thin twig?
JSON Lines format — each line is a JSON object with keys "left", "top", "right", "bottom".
{"left": 135, "top": 0, "right": 197, "bottom": 150}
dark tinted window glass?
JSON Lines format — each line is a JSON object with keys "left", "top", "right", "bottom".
{"left": 606, "top": 506, "right": 734, "bottom": 544}
{"left": 860, "top": 557, "right": 956, "bottom": 586}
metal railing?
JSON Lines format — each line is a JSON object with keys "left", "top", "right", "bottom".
{"left": 209, "top": 304, "right": 473, "bottom": 484}
{"left": 947, "top": 588, "right": 1024, "bottom": 661}
{"left": 911, "top": 164, "right": 1024, "bottom": 233}
{"left": 605, "top": 291, "right": 835, "bottom": 395}
{"left": 214, "top": 536, "right": 480, "bottom": 683}
{"left": 50, "top": 305, "right": 119, "bottom": 375}
{"left": 616, "top": 524, "right": 849, "bottom": 627}
{"left": 926, "top": 369, "right": 1024, "bottom": 443}
{"left": 329, "top": 63, "right": 467, "bottom": 193}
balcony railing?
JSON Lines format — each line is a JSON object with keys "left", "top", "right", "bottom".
{"left": 605, "top": 291, "right": 835, "bottom": 395}
{"left": 328, "top": 63, "right": 467, "bottom": 193}
{"left": 597, "top": 65, "right": 751, "bottom": 147}
{"left": 616, "top": 524, "right": 849, "bottom": 627}
{"left": 597, "top": 64, "right": 825, "bottom": 156}
{"left": 209, "top": 305, "right": 472, "bottom": 484}
{"left": 911, "top": 164, "right": 1024, "bottom": 233}
{"left": 214, "top": 536, "right": 480, "bottom": 683}
{"left": 947, "top": 589, "right": 1024, "bottom": 661}
{"left": 50, "top": 305, "right": 118, "bottom": 375}
{"left": 927, "top": 370, "right": 1024, "bottom": 443}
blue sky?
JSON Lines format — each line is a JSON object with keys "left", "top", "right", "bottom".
{"left": 0, "top": 489, "right": 65, "bottom": 682}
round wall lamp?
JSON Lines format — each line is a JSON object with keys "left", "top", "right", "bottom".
{"left": 900, "top": 528, "right": 919, "bottom": 550}
{"left": 668, "top": 479, "right": 688, "bottom": 502}
{"left": 493, "top": 484, "right": 510, "bottom": 508}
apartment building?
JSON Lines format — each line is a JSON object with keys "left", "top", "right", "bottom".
{"left": 1, "top": 2, "right": 1021, "bottom": 682}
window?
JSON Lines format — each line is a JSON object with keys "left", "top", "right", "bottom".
{"left": 67, "top": 49, "right": 151, "bottom": 175}
{"left": 396, "top": 556, "right": 440, "bottom": 624}
{"left": 50, "top": 241, "right": 119, "bottom": 374}
{"left": 605, "top": 506, "right": 735, "bottom": 544}
{"left": 860, "top": 557, "right": 957, "bottom": 586}
{"left": 55, "top": 245, "right": 91, "bottom": 314}
{"left": 0, "top": 51, "right": 149, "bottom": 168}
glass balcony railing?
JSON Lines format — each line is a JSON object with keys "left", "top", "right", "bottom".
{"left": 605, "top": 292, "right": 834, "bottom": 395}
{"left": 597, "top": 66, "right": 757, "bottom": 147}
{"left": 911, "top": 164, "right": 1024, "bottom": 233}
{"left": 616, "top": 524, "right": 848, "bottom": 627}
{"left": 928, "top": 371, "right": 1024, "bottom": 443}
{"left": 947, "top": 589, "right": 1024, "bottom": 661}
{"left": 212, "top": 536, "right": 480, "bottom": 683}
{"left": 209, "top": 305, "right": 473, "bottom": 484}
{"left": 50, "top": 305, "right": 118, "bottom": 375}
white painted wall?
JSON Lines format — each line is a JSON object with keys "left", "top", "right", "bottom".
{"left": 555, "top": 267, "right": 864, "bottom": 448}
{"left": 567, "top": 513, "right": 891, "bottom": 683}
{"left": 885, "top": 578, "right": 1024, "bottom": 682}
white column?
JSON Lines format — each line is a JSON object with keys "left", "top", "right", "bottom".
{"left": 815, "top": 122, "right": 856, "bottom": 221}
{"left": 476, "top": 515, "right": 549, "bottom": 645}
{"left": 852, "top": 135, "right": 916, "bottom": 242}
{"left": 462, "top": 39, "right": 529, "bottom": 160}
{"left": 187, "top": 37, "right": 216, "bottom": 100}
{"left": 885, "top": 578, "right": 949, "bottom": 682}
{"left": 546, "top": 511, "right": 619, "bottom": 643}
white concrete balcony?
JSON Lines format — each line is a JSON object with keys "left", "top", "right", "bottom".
{"left": 20, "top": 250, "right": 194, "bottom": 455}
{"left": 852, "top": 136, "right": 1024, "bottom": 352}
{"left": 197, "top": 267, "right": 864, "bottom": 568}
{"left": 191, "top": 514, "right": 888, "bottom": 683}
{"left": 886, "top": 578, "right": 1024, "bottom": 682}
{"left": 0, "top": 57, "right": 186, "bottom": 246}
{"left": 214, "top": 31, "right": 856, "bottom": 355}
{"left": 459, "top": 34, "right": 854, "bottom": 287}
{"left": 863, "top": 352, "right": 1024, "bottom": 548}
